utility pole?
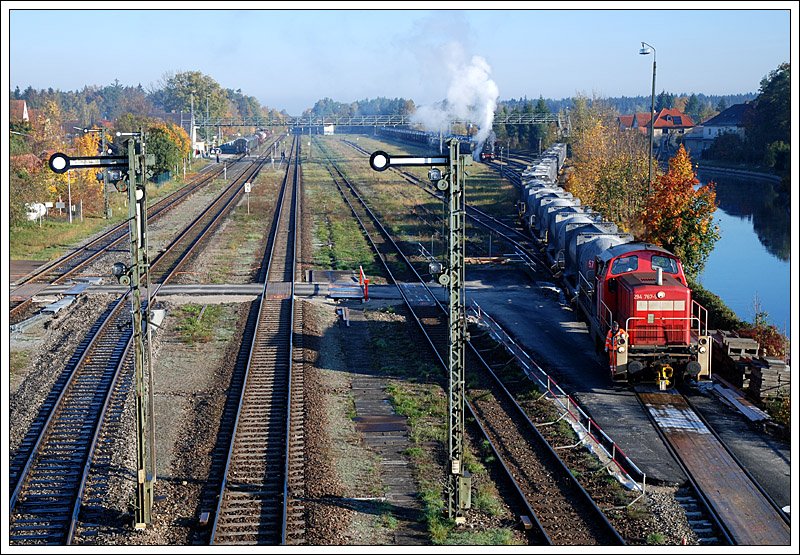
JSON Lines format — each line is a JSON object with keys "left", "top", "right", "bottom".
{"left": 67, "top": 170, "right": 73, "bottom": 224}
{"left": 640, "top": 42, "right": 657, "bottom": 196}
{"left": 190, "top": 92, "right": 195, "bottom": 163}
{"left": 77, "top": 126, "right": 111, "bottom": 218}
{"left": 101, "top": 129, "right": 110, "bottom": 218}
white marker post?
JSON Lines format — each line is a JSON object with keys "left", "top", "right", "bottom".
{"left": 244, "top": 182, "right": 251, "bottom": 214}
{"left": 67, "top": 171, "right": 72, "bottom": 224}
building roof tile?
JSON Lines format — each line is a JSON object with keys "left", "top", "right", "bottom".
{"left": 702, "top": 103, "right": 753, "bottom": 127}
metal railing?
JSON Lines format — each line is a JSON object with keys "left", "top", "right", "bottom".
{"left": 624, "top": 315, "right": 705, "bottom": 346}
{"left": 468, "top": 300, "right": 647, "bottom": 505}
{"left": 692, "top": 300, "right": 709, "bottom": 336}
{"left": 197, "top": 112, "right": 569, "bottom": 128}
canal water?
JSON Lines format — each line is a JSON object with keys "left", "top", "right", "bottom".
{"left": 695, "top": 170, "right": 791, "bottom": 335}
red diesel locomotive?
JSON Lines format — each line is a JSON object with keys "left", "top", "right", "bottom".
{"left": 577, "top": 242, "right": 711, "bottom": 388}
{"left": 520, "top": 144, "right": 711, "bottom": 389}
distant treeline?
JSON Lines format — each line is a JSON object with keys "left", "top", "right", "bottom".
{"left": 10, "top": 80, "right": 754, "bottom": 127}
{"left": 500, "top": 92, "right": 756, "bottom": 124}
{"left": 10, "top": 74, "right": 287, "bottom": 129}
{"left": 303, "top": 96, "right": 416, "bottom": 117}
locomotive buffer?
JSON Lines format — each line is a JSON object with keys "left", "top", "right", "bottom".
{"left": 370, "top": 140, "right": 473, "bottom": 523}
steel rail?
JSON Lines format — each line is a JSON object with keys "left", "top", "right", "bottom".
{"left": 317, "top": 138, "right": 623, "bottom": 545}
{"left": 9, "top": 142, "right": 278, "bottom": 545}
{"left": 183, "top": 137, "right": 298, "bottom": 545}
{"left": 210, "top": 136, "right": 299, "bottom": 545}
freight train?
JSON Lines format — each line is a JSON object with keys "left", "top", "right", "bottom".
{"left": 373, "top": 126, "right": 711, "bottom": 387}
{"left": 517, "top": 143, "right": 711, "bottom": 388}
{"left": 377, "top": 126, "right": 433, "bottom": 147}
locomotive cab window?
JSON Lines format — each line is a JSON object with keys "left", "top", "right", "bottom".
{"left": 611, "top": 255, "right": 638, "bottom": 275}
{"left": 651, "top": 255, "right": 678, "bottom": 274}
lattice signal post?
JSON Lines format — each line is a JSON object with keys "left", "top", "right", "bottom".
{"left": 370, "top": 138, "right": 472, "bottom": 522}
{"left": 49, "top": 132, "right": 157, "bottom": 529}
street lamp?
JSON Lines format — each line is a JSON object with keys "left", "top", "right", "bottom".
{"left": 639, "top": 41, "right": 656, "bottom": 196}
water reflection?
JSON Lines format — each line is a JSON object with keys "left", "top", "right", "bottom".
{"left": 695, "top": 169, "right": 791, "bottom": 333}
{"left": 698, "top": 170, "right": 790, "bottom": 261}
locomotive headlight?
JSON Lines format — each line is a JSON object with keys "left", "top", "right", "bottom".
{"left": 617, "top": 346, "right": 626, "bottom": 353}
{"left": 699, "top": 346, "right": 707, "bottom": 354}
{"left": 657, "top": 291, "right": 666, "bottom": 299}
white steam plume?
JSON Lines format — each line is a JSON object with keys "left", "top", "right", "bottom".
{"left": 411, "top": 48, "right": 499, "bottom": 160}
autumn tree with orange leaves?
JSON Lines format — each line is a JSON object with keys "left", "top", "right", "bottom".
{"left": 565, "top": 96, "right": 651, "bottom": 233}
{"left": 642, "top": 145, "right": 720, "bottom": 278}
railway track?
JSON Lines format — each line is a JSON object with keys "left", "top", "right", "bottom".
{"left": 8, "top": 296, "right": 132, "bottom": 544}
{"left": 315, "top": 137, "right": 623, "bottom": 545}
{"left": 342, "top": 139, "right": 549, "bottom": 272}
{"left": 148, "top": 150, "right": 275, "bottom": 285}
{"left": 483, "top": 144, "right": 790, "bottom": 546}
{"left": 209, "top": 136, "right": 303, "bottom": 545}
{"left": 8, "top": 143, "right": 277, "bottom": 545}
{"left": 10, "top": 134, "right": 287, "bottom": 322}
{"left": 8, "top": 160, "right": 244, "bottom": 323}
{"left": 636, "top": 388, "right": 790, "bottom": 545}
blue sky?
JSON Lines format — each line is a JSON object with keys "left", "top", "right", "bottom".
{"left": 5, "top": 3, "right": 796, "bottom": 115}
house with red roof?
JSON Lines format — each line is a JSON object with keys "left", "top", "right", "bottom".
{"left": 617, "top": 114, "right": 634, "bottom": 131}
{"left": 618, "top": 108, "right": 695, "bottom": 147}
